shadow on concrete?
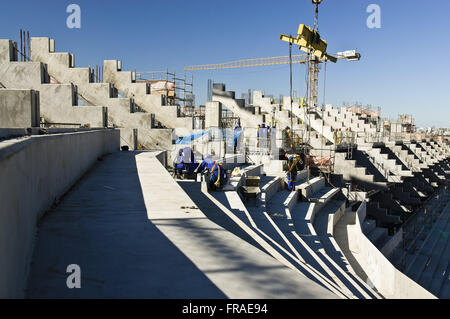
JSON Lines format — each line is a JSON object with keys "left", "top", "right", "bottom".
{"left": 25, "top": 151, "right": 227, "bottom": 298}
{"left": 177, "top": 181, "right": 265, "bottom": 253}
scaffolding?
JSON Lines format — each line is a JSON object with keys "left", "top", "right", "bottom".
{"left": 136, "top": 70, "right": 195, "bottom": 117}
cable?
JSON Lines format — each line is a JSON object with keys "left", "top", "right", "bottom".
{"left": 289, "top": 42, "right": 293, "bottom": 138}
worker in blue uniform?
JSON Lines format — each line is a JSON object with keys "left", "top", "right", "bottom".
{"left": 233, "top": 120, "right": 242, "bottom": 154}
{"left": 182, "top": 146, "right": 199, "bottom": 174}
{"left": 173, "top": 148, "right": 186, "bottom": 178}
{"left": 285, "top": 153, "right": 301, "bottom": 191}
{"left": 196, "top": 154, "right": 227, "bottom": 190}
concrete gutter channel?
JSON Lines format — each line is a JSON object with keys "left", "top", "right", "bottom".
{"left": 0, "top": 129, "right": 120, "bottom": 298}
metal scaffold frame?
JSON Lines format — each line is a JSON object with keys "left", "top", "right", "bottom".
{"left": 136, "top": 70, "right": 195, "bottom": 117}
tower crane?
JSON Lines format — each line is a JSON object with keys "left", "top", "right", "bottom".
{"left": 184, "top": 0, "right": 361, "bottom": 111}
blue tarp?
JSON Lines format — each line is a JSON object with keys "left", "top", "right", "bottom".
{"left": 176, "top": 130, "right": 210, "bottom": 145}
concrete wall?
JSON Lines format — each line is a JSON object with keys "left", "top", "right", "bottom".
{"left": 0, "top": 129, "right": 120, "bottom": 298}
{"left": 346, "top": 201, "right": 436, "bottom": 299}
{"left": 0, "top": 39, "right": 106, "bottom": 127}
{"left": 0, "top": 89, "right": 40, "bottom": 128}
{"left": 103, "top": 59, "right": 193, "bottom": 136}
{"left": 205, "top": 101, "right": 222, "bottom": 128}
{"left": 30, "top": 38, "right": 172, "bottom": 149}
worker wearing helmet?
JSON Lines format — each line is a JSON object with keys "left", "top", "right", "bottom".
{"left": 196, "top": 154, "right": 227, "bottom": 190}
{"left": 285, "top": 153, "right": 302, "bottom": 191}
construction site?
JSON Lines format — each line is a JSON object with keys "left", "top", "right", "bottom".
{"left": 0, "top": 0, "right": 449, "bottom": 301}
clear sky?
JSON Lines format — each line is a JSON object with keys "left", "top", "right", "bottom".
{"left": 1, "top": 0, "right": 449, "bottom": 127}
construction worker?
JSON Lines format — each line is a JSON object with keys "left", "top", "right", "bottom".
{"left": 284, "top": 153, "right": 302, "bottom": 191}
{"left": 233, "top": 120, "right": 242, "bottom": 154}
{"left": 182, "top": 146, "right": 198, "bottom": 174}
{"left": 259, "top": 123, "right": 268, "bottom": 150}
{"left": 256, "top": 124, "right": 261, "bottom": 148}
{"left": 196, "top": 154, "right": 227, "bottom": 191}
{"left": 173, "top": 148, "right": 186, "bottom": 178}
{"left": 337, "top": 128, "right": 343, "bottom": 144}
{"left": 333, "top": 128, "right": 338, "bottom": 144}
{"left": 268, "top": 125, "right": 277, "bottom": 155}
{"left": 282, "top": 126, "right": 293, "bottom": 151}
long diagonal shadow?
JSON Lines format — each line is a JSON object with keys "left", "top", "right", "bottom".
{"left": 26, "top": 152, "right": 226, "bottom": 298}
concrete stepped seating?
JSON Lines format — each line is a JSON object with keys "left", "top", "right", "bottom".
{"left": 234, "top": 174, "right": 350, "bottom": 297}
{"left": 236, "top": 175, "right": 354, "bottom": 298}
{"left": 353, "top": 149, "right": 388, "bottom": 183}
{"left": 294, "top": 108, "right": 335, "bottom": 143}
{"left": 379, "top": 145, "right": 413, "bottom": 175}
{"left": 418, "top": 221, "right": 450, "bottom": 293}
{"left": 411, "top": 172, "right": 435, "bottom": 194}
{"left": 366, "top": 227, "right": 389, "bottom": 249}
{"left": 434, "top": 140, "right": 450, "bottom": 157}
{"left": 429, "top": 141, "right": 446, "bottom": 158}
{"left": 323, "top": 106, "right": 377, "bottom": 134}
{"left": 333, "top": 201, "right": 436, "bottom": 298}
{"left": 30, "top": 37, "right": 171, "bottom": 149}
{"left": 367, "top": 201, "right": 402, "bottom": 227}
{"left": 363, "top": 147, "right": 402, "bottom": 183}
{"left": 104, "top": 60, "right": 193, "bottom": 135}
{"left": 253, "top": 91, "right": 293, "bottom": 126}
{"left": 390, "top": 186, "right": 421, "bottom": 207}
{"left": 362, "top": 218, "right": 377, "bottom": 235}
{"left": 404, "top": 204, "right": 450, "bottom": 294}
{"left": 334, "top": 152, "right": 388, "bottom": 192}
{"left": 0, "top": 40, "right": 106, "bottom": 127}
{"left": 421, "top": 141, "right": 444, "bottom": 161}
{"left": 408, "top": 142, "right": 438, "bottom": 166}
{"left": 371, "top": 191, "right": 409, "bottom": 217}
{"left": 366, "top": 147, "right": 404, "bottom": 175}
{"left": 422, "top": 168, "right": 441, "bottom": 185}
{"left": 212, "top": 84, "right": 266, "bottom": 130}
{"left": 390, "top": 144, "right": 426, "bottom": 172}
{"left": 289, "top": 184, "right": 379, "bottom": 298}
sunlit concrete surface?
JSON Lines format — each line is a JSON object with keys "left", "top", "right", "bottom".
{"left": 25, "top": 151, "right": 337, "bottom": 298}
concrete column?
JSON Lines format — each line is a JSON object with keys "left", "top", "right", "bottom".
{"left": 205, "top": 101, "right": 222, "bottom": 129}
{"left": 0, "top": 89, "right": 40, "bottom": 127}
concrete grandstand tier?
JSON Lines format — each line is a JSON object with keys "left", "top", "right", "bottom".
{"left": 30, "top": 37, "right": 172, "bottom": 150}
{"left": 0, "top": 39, "right": 106, "bottom": 127}
{"left": 103, "top": 60, "right": 193, "bottom": 136}
{"left": 333, "top": 201, "right": 436, "bottom": 298}
{"left": 0, "top": 89, "right": 40, "bottom": 128}
{"left": 205, "top": 165, "right": 382, "bottom": 299}
{"left": 212, "top": 83, "right": 265, "bottom": 129}
{"left": 251, "top": 91, "right": 293, "bottom": 129}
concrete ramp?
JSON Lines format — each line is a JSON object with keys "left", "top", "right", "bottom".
{"left": 26, "top": 151, "right": 336, "bottom": 298}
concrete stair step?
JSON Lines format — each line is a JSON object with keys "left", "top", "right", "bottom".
{"left": 291, "top": 201, "right": 376, "bottom": 299}
{"left": 362, "top": 219, "right": 377, "bottom": 235}
{"left": 297, "top": 176, "right": 325, "bottom": 199}
{"left": 405, "top": 206, "right": 450, "bottom": 282}
{"left": 366, "top": 227, "right": 389, "bottom": 249}
{"left": 418, "top": 221, "right": 450, "bottom": 290}
{"left": 308, "top": 187, "right": 339, "bottom": 204}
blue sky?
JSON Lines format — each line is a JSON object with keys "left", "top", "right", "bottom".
{"left": 1, "top": 0, "right": 449, "bottom": 127}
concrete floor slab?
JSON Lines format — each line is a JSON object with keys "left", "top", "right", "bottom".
{"left": 26, "top": 151, "right": 336, "bottom": 299}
